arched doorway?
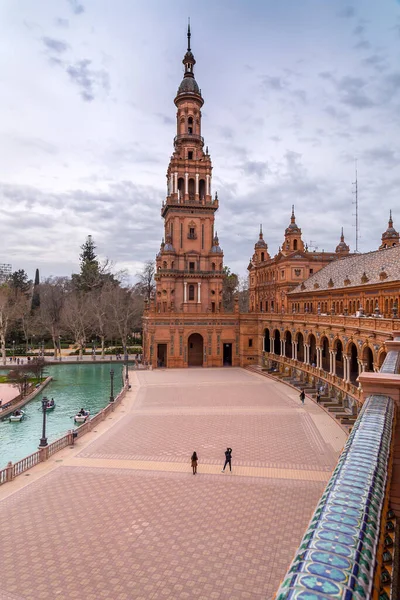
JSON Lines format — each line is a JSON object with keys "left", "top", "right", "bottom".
{"left": 309, "top": 334, "right": 317, "bottom": 366}
{"left": 285, "top": 331, "right": 292, "bottom": 358}
{"left": 188, "top": 333, "right": 203, "bottom": 366}
{"left": 335, "top": 339, "right": 344, "bottom": 378}
{"left": 321, "top": 337, "right": 330, "bottom": 372}
{"left": 273, "top": 330, "right": 281, "bottom": 355}
{"left": 297, "top": 332, "right": 304, "bottom": 362}
{"left": 349, "top": 343, "right": 358, "bottom": 384}
{"left": 264, "top": 328, "right": 270, "bottom": 352}
{"left": 363, "top": 347, "right": 374, "bottom": 372}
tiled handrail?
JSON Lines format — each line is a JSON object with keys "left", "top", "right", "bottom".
{"left": 274, "top": 394, "right": 395, "bottom": 599}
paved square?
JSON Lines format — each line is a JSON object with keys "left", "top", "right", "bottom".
{"left": 0, "top": 368, "right": 347, "bottom": 599}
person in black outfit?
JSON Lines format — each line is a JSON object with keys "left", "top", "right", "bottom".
{"left": 300, "top": 390, "right": 305, "bottom": 404}
{"left": 221, "top": 447, "right": 232, "bottom": 473}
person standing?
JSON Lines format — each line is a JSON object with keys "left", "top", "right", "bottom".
{"left": 316, "top": 392, "right": 321, "bottom": 404}
{"left": 221, "top": 447, "right": 232, "bottom": 473}
{"left": 191, "top": 451, "right": 198, "bottom": 475}
{"left": 300, "top": 390, "right": 305, "bottom": 404}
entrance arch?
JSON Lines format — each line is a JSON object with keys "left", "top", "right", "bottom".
{"left": 284, "top": 331, "right": 292, "bottom": 358}
{"left": 296, "top": 332, "right": 304, "bottom": 362}
{"left": 363, "top": 346, "right": 374, "bottom": 372}
{"left": 334, "top": 339, "right": 344, "bottom": 378}
{"left": 273, "top": 330, "right": 281, "bottom": 355}
{"left": 321, "top": 337, "right": 330, "bottom": 372}
{"left": 264, "top": 328, "right": 270, "bottom": 352}
{"left": 348, "top": 342, "right": 358, "bottom": 384}
{"left": 188, "top": 333, "right": 203, "bottom": 366}
{"left": 309, "top": 334, "right": 317, "bottom": 366}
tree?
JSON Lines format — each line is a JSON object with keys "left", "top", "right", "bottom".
{"left": 9, "top": 269, "right": 32, "bottom": 296}
{"left": 135, "top": 261, "right": 155, "bottom": 301}
{"left": 31, "top": 268, "right": 40, "bottom": 310}
{"left": 38, "top": 277, "right": 68, "bottom": 359}
{"left": 109, "top": 285, "right": 142, "bottom": 356}
{"left": 238, "top": 276, "right": 249, "bottom": 313}
{"left": 0, "top": 284, "right": 29, "bottom": 365}
{"left": 72, "top": 235, "right": 119, "bottom": 292}
{"left": 222, "top": 266, "right": 239, "bottom": 312}
{"left": 61, "top": 291, "right": 92, "bottom": 359}
{"left": 88, "top": 282, "right": 114, "bottom": 358}
{"left": 7, "top": 364, "right": 32, "bottom": 396}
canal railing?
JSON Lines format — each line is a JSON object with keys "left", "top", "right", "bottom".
{"left": 0, "top": 382, "right": 129, "bottom": 485}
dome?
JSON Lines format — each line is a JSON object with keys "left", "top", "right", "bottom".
{"left": 382, "top": 227, "right": 398, "bottom": 239}
{"left": 177, "top": 76, "right": 201, "bottom": 96}
{"left": 211, "top": 233, "right": 222, "bottom": 253}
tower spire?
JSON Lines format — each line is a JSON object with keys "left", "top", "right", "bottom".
{"left": 187, "top": 18, "right": 191, "bottom": 52}
{"left": 341, "top": 227, "right": 344, "bottom": 242}
{"left": 389, "top": 209, "right": 393, "bottom": 227}
{"left": 291, "top": 205, "right": 295, "bottom": 224}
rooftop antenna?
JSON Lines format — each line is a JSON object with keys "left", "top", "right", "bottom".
{"left": 352, "top": 159, "right": 359, "bottom": 252}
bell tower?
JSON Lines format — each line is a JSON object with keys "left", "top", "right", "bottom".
{"left": 155, "top": 25, "right": 224, "bottom": 314}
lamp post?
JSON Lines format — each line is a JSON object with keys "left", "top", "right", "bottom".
{"left": 12, "top": 340, "right": 15, "bottom": 360}
{"left": 23, "top": 374, "right": 28, "bottom": 396}
{"left": 41, "top": 340, "right": 44, "bottom": 357}
{"left": 92, "top": 339, "right": 96, "bottom": 361}
{"left": 39, "top": 396, "right": 49, "bottom": 447}
{"left": 110, "top": 369, "right": 114, "bottom": 402}
{"left": 59, "top": 336, "right": 62, "bottom": 362}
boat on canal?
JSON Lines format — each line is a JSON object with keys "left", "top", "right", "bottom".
{"left": 74, "top": 409, "right": 90, "bottom": 424}
{"left": 9, "top": 410, "right": 25, "bottom": 422}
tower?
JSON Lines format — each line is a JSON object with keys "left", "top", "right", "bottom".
{"left": 380, "top": 210, "right": 399, "bottom": 249}
{"left": 281, "top": 206, "right": 304, "bottom": 255}
{"left": 335, "top": 228, "right": 350, "bottom": 255}
{"left": 155, "top": 24, "right": 224, "bottom": 314}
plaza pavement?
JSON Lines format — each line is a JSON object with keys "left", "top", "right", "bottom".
{"left": 0, "top": 367, "right": 347, "bottom": 600}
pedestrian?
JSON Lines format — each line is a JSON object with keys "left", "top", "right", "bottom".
{"left": 300, "top": 390, "right": 305, "bottom": 404}
{"left": 221, "top": 447, "right": 232, "bottom": 473}
{"left": 316, "top": 392, "right": 321, "bottom": 403}
{"left": 191, "top": 451, "right": 198, "bottom": 475}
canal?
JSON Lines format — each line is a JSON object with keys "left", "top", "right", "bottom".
{"left": 0, "top": 363, "right": 124, "bottom": 468}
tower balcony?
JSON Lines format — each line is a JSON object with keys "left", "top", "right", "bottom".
{"left": 162, "top": 194, "right": 218, "bottom": 216}
{"left": 174, "top": 133, "right": 204, "bottom": 147}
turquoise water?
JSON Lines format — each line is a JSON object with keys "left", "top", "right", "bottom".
{"left": 0, "top": 363, "right": 124, "bottom": 468}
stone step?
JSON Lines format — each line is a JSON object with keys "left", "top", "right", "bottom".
{"left": 327, "top": 405, "right": 344, "bottom": 412}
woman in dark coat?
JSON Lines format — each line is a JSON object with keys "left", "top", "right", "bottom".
{"left": 191, "top": 451, "right": 198, "bottom": 475}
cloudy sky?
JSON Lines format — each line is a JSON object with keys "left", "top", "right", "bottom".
{"left": 1, "top": 0, "right": 399, "bottom": 282}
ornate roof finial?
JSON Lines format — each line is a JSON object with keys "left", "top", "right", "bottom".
{"left": 260, "top": 224, "right": 263, "bottom": 236}
{"left": 291, "top": 205, "right": 295, "bottom": 223}
{"left": 389, "top": 209, "right": 393, "bottom": 227}
{"left": 341, "top": 227, "right": 344, "bottom": 242}
{"left": 187, "top": 18, "right": 191, "bottom": 52}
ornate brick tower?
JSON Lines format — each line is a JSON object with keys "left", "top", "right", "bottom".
{"left": 155, "top": 24, "right": 224, "bottom": 315}
{"left": 143, "top": 26, "right": 240, "bottom": 368}
{"left": 380, "top": 210, "right": 399, "bottom": 250}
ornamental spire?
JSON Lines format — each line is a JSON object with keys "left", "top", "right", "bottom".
{"left": 187, "top": 18, "right": 191, "bottom": 52}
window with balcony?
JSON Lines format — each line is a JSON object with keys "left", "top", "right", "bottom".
{"left": 188, "top": 151, "right": 193, "bottom": 160}
{"left": 189, "top": 262, "right": 195, "bottom": 272}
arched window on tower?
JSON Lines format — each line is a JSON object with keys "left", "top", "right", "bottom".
{"left": 188, "top": 116, "right": 193, "bottom": 135}
{"left": 212, "top": 263, "right": 216, "bottom": 271}
{"left": 199, "top": 179, "right": 205, "bottom": 199}
{"left": 163, "top": 261, "right": 167, "bottom": 269}
{"left": 261, "top": 252, "right": 264, "bottom": 262}
{"left": 188, "top": 284, "right": 195, "bottom": 301}
{"left": 188, "top": 178, "right": 195, "bottom": 201}
{"left": 178, "top": 177, "right": 184, "bottom": 200}
{"left": 293, "top": 239, "right": 298, "bottom": 250}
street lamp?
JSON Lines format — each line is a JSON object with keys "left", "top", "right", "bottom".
{"left": 125, "top": 361, "right": 129, "bottom": 383}
{"left": 59, "top": 336, "right": 62, "bottom": 362}
{"left": 39, "top": 396, "right": 49, "bottom": 447}
{"left": 12, "top": 340, "right": 15, "bottom": 360}
{"left": 110, "top": 369, "right": 115, "bottom": 402}
{"left": 41, "top": 340, "right": 44, "bottom": 357}
{"left": 92, "top": 339, "right": 96, "bottom": 361}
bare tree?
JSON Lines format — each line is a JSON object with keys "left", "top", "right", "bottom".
{"left": 38, "top": 278, "right": 69, "bottom": 359}
{"left": 238, "top": 276, "right": 249, "bottom": 313}
{"left": 88, "top": 282, "right": 115, "bottom": 358}
{"left": 62, "top": 291, "right": 92, "bottom": 359}
{"left": 135, "top": 261, "right": 155, "bottom": 301}
{"left": 0, "top": 284, "right": 28, "bottom": 365}
{"left": 109, "top": 286, "right": 141, "bottom": 356}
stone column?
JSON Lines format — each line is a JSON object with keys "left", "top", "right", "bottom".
{"left": 270, "top": 336, "right": 275, "bottom": 354}
{"left": 280, "top": 339, "right": 285, "bottom": 357}
{"left": 185, "top": 172, "right": 189, "bottom": 196}
{"left": 331, "top": 350, "right": 337, "bottom": 376}
{"left": 329, "top": 351, "right": 333, "bottom": 374}
{"left": 318, "top": 347, "right": 323, "bottom": 369}
{"left": 174, "top": 172, "right": 178, "bottom": 193}
{"left": 292, "top": 341, "right": 297, "bottom": 361}
{"left": 197, "top": 282, "right": 201, "bottom": 303}
{"left": 304, "top": 343, "right": 309, "bottom": 364}
{"left": 184, "top": 281, "right": 187, "bottom": 303}
{"left": 343, "top": 355, "right": 350, "bottom": 383}
{"left": 195, "top": 173, "right": 199, "bottom": 195}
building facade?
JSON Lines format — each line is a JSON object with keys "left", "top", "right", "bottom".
{"left": 143, "top": 29, "right": 400, "bottom": 379}
{"left": 142, "top": 27, "right": 240, "bottom": 368}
